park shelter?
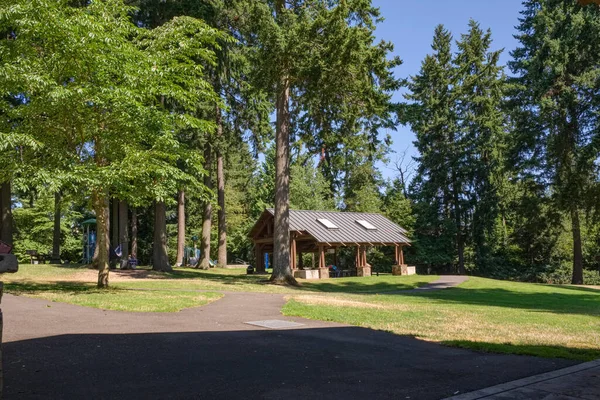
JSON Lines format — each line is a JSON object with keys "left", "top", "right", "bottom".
{"left": 249, "top": 209, "right": 411, "bottom": 278}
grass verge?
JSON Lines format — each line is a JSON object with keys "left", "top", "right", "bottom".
{"left": 5, "top": 280, "right": 222, "bottom": 312}
{"left": 3, "top": 265, "right": 436, "bottom": 311}
{"left": 283, "top": 277, "right": 600, "bottom": 361}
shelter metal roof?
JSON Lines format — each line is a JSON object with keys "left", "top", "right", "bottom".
{"left": 255, "top": 209, "right": 410, "bottom": 245}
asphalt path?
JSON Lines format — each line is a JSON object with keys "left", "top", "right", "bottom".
{"left": 1, "top": 278, "right": 576, "bottom": 400}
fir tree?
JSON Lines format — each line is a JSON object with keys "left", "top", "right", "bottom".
{"left": 405, "top": 25, "right": 459, "bottom": 272}
{"left": 509, "top": 0, "right": 600, "bottom": 284}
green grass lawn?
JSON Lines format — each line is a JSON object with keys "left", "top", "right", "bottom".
{"left": 5, "top": 280, "right": 222, "bottom": 312}
{"left": 2, "top": 264, "right": 436, "bottom": 309}
{"left": 112, "top": 269, "right": 437, "bottom": 294}
{"left": 6, "top": 264, "right": 598, "bottom": 361}
{"left": 283, "top": 277, "right": 600, "bottom": 361}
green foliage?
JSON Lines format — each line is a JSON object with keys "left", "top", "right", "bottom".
{"left": 405, "top": 24, "right": 460, "bottom": 270}
{"left": 12, "top": 193, "right": 82, "bottom": 263}
{"left": 290, "top": 157, "right": 336, "bottom": 211}
{"left": 509, "top": 0, "right": 600, "bottom": 283}
{"left": 383, "top": 179, "right": 415, "bottom": 233}
{"left": 0, "top": 0, "right": 219, "bottom": 205}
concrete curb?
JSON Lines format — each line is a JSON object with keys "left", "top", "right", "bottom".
{"left": 445, "top": 359, "right": 600, "bottom": 399}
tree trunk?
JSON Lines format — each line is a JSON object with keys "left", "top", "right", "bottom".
{"left": 92, "top": 240, "right": 99, "bottom": 269}
{"left": 176, "top": 189, "right": 185, "bottom": 266}
{"left": 270, "top": 13, "right": 297, "bottom": 286}
{"left": 119, "top": 201, "right": 129, "bottom": 269}
{"left": 200, "top": 143, "right": 213, "bottom": 270}
{"left": 93, "top": 189, "right": 110, "bottom": 288}
{"left": 152, "top": 201, "right": 172, "bottom": 272}
{"left": 110, "top": 199, "right": 119, "bottom": 269}
{"left": 131, "top": 208, "right": 138, "bottom": 259}
{"left": 50, "top": 191, "right": 62, "bottom": 264}
{"left": 216, "top": 106, "right": 227, "bottom": 268}
{"left": 0, "top": 182, "right": 13, "bottom": 246}
{"left": 571, "top": 205, "right": 584, "bottom": 284}
{"left": 452, "top": 173, "right": 466, "bottom": 275}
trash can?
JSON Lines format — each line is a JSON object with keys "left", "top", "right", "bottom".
{"left": 246, "top": 265, "right": 255, "bottom": 275}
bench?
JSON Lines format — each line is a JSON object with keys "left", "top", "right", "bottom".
{"left": 25, "top": 250, "right": 48, "bottom": 264}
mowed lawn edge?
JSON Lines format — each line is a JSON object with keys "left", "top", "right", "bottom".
{"left": 282, "top": 277, "right": 600, "bottom": 361}
{"left": 4, "top": 281, "right": 224, "bottom": 313}
{"left": 2, "top": 265, "right": 438, "bottom": 311}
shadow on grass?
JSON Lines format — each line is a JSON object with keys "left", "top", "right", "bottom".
{"left": 552, "top": 284, "right": 600, "bottom": 294}
{"left": 299, "top": 280, "right": 434, "bottom": 294}
{"left": 400, "top": 286, "right": 600, "bottom": 317}
{"left": 156, "top": 269, "right": 272, "bottom": 285}
{"left": 113, "top": 268, "right": 435, "bottom": 294}
{"left": 6, "top": 280, "right": 104, "bottom": 295}
{"left": 23, "top": 263, "right": 92, "bottom": 270}
{"left": 441, "top": 339, "right": 600, "bottom": 361}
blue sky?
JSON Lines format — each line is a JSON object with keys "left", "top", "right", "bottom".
{"left": 373, "top": 0, "right": 524, "bottom": 181}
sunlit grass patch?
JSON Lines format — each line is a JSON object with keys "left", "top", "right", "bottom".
{"left": 5, "top": 280, "right": 222, "bottom": 313}
{"left": 283, "top": 277, "right": 600, "bottom": 361}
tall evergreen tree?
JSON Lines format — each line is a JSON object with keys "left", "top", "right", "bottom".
{"left": 244, "top": 0, "right": 400, "bottom": 284}
{"left": 405, "top": 25, "right": 459, "bottom": 272}
{"left": 454, "top": 20, "right": 507, "bottom": 272}
{"left": 510, "top": 0, "right": 600, "bottom": 284}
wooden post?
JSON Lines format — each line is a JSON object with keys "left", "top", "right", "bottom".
{"left": 255, "top": 244, "right": 264, "bottom": 272}
{"left": 400, "top": 245, "right": 405, "bottom": 265}
{"left": 318, "top": 245, "right": 329, "bottom": 279}
{"left": 290, "top": 235, "right": 297, "bottom": 270}
{"left": 319, "top": 245, "right": 325, "bottom": 269}
{"left": 333, "top": 247, "right": 338, "bottom": 267}
{"left": 298, "top": 252, "right": 303, "bottom": 269}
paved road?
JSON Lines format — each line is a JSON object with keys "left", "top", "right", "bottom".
{"left": 2, "top": 279, "right": 577, "bottom": 400}
{"left": 448, "top": 359, "right": 600, "bottom": 399}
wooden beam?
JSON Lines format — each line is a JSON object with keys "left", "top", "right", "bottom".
{"left": 266, "top": 217, "right": 272, "bottom": 235}
{"left": 400, "top": 245, "right": 405, "bottom": 265}
{"left": 362, "top": 246, "right": 367, "bottom": 267}
{"left": 290, "top": 235, "right": 297, "bottom": 270}
{"left": 255, "top": 244, "right": 264, "bottom": 272}
{"left": 318, "top": 245, "right": 326, "bottom": 269}
{"left": 333, "top": 246, "right": 338, "bottom": 267}
{"left": 254, "top": 237, "right": 274, "bottom": 244}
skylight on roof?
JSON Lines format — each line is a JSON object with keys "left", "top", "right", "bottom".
{"left": 356, "top": 220, "right": 377, "bottom": 230}
{"left": 317, "top": 218, "right": 338, "bottom": 230}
